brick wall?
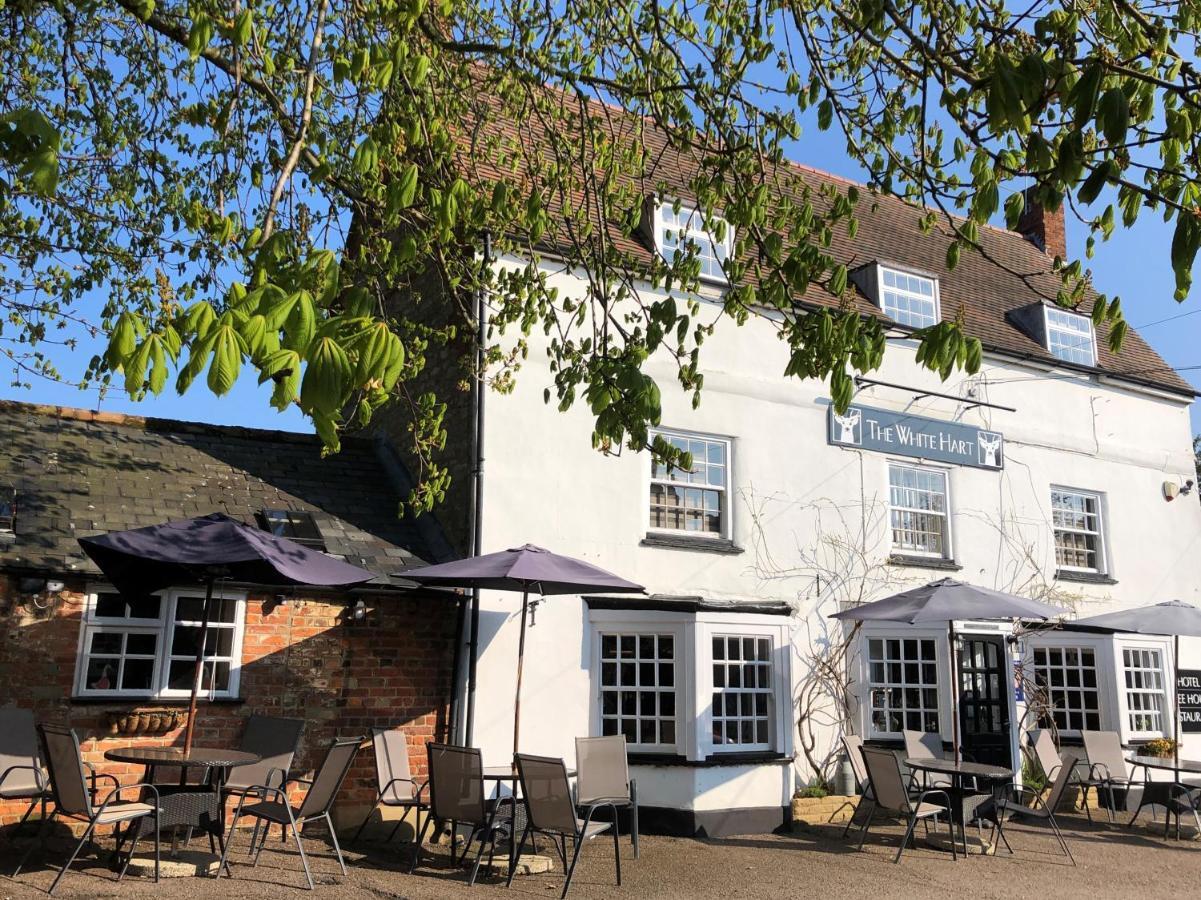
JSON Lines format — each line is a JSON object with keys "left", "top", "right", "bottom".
{"left": 0, "top": 574, "right": 458, "bottom": 828}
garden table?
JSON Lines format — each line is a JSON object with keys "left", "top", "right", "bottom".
{"left": 1126, "top": 753, "right": 1201, "bottom": 839}
{"left": 903, "top": 757, "right": 1013, "bottom": 856}
{"left": 103, "top": 746, "right": 261, "bottom": 867}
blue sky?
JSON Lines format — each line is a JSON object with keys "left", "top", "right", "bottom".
{"left": 3, "top": 117, "right": 1199, "bottom": 437}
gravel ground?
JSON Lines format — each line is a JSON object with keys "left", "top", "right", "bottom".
{"left": 2, "top": 810, "right": 1199, "bottom": 900}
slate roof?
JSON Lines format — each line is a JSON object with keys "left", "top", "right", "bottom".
{"left": 467, "top": 99, "right": 1194, "bottom": 397}
{"left": 0, "top": 401, "right": 455, "bottom": 586}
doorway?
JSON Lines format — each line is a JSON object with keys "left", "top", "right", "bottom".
{"left": 957, "top": 634, "right": 1012, "bottom": 768}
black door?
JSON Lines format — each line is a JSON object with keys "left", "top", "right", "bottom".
{"left": 958, "top": 635, "right": 1012, "bottom": 768}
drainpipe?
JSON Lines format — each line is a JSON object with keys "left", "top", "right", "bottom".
{"left": 464, "top": 229, "right": 492, "bottom": 745}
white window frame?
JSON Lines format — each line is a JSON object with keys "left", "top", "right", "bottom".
{"left": 876, "top": 265, "right": 941, "bottom": 329}
{"left": 653, "top": 200, "right": 732, "bottom": 285}
{"left": 647, "top": 428, "right": 733, "bottom": 541}
{"left": 708, "top": 633, "right": 775, "bottom": 752}
{"left": 860, "top": 630, "right": 947, "bottom": 739}
{"left": 595, "top": 628, "right": 683, "bottom": 753}
{"left": 887, "top": 461, "right": 953, "bottom": 560}
{"left": 588, "top": 609, "right": 793, "bottom": 761}
{"left": 1050, "top": 487, "right": 1108, "bottom": 575}
{"left": 1119, "top": 640, "right": 1171, "bottom": 740}
{"left": 74, "top": 585, "right": 247, "bottom": 700}
{"left": 1043, "top": 307, "right": 1097, "bottom": 367}
{"left": 1030, "top": 642, "right": 1104, "bottom": 735}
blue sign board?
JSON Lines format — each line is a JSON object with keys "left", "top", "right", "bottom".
{"left": 827, "top": 403, "right": 1004, "bottom": 470}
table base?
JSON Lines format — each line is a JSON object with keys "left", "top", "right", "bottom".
{"left": 124, "top": 850, "right": 221, "bottom": 879}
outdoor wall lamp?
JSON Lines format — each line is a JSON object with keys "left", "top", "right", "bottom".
{"left": 345, "top": 597, "right": 372, "bottom": 626}
{"left": 1164, "top": 479, "right": 1195, "bottom": 501}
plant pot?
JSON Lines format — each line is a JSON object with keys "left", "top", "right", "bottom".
{"left": 105, "top": 708, "right": 186, "bottom": 736}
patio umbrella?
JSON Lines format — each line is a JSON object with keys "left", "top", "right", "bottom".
{"left": 1073, "top": 600, "right": 1201, "bottom": 769}
{"left": 406, "top": 544, "right": 643, "bottom": 754}
{"left": 79, "top": 512, "right": 375, "bottom": 753}
{"left": 830, "top": 578, "right": 1068, "bottom": 761}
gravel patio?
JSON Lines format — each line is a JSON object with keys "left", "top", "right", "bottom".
{"left": 2, "top": 809, "right": 1199, "bottom": 900}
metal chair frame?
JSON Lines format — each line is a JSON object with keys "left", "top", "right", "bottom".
{"left": 857, "top": 747, "right": 957, "bottom": 864}
{"left": 350, "top": 727, "right": 429, "bottom": 862}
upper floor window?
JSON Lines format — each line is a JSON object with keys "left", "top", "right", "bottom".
{"left": 1051, "top": 488, "right": 1106, "bottom": 574}
{"left": 879, "top": 267, "right": 940, "bottom": 329}
{"left": 1044, "top": 308, "right": 1096, "bottom": 366}
{"left": 888, "top": 463, "right": 950, "bottom": 558}
{"left": 654, "top": 201, "right": 731, "bottom": 284}
{"left": 649, "top": 430, "right": 730, "bottom": 539}
{"left": 75, "top": 586, "right": 246, "bottom": 699}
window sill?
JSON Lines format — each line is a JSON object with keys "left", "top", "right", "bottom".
{"left": 1054, "top": 570, "right": 1117, "bottom": 585}
{"left": 627, "top": 751, "right": 789, "bottom": 768}
{"left": 641, "top": 534, "right": 744, "bottom": 555}
{"left": 69, "top": 696, "right": 245, "bottom": 706}
{"left": 887, "top": 555, "right": 961, "bottom": 572}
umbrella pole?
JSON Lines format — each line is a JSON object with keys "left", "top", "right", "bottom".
{"left": 183, "top": 578, "right": 214, "bottom": 756}
{"left": 513, "top": 590, "right": 530, "bottom": 761}
{"left": 948, "top": 621, "right": 960, "bottom": 763}
{"left": 1176, "top": 633, "right": 1181, "bottom": 772}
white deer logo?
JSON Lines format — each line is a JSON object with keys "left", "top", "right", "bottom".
{"left": 834, "top": 409, "right": 862, "bottom": 445}
{"left": 978, "top": 432, "right": 1003, "bottom": 468}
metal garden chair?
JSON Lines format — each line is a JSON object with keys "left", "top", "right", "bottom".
{"left": 14, "top": 723, "right": 161, "bottom": 895}
{"left": 216, "top": 735, "right": 362, "bottom": 890}
{"left": 574, "top": 735, "right": 638, "bottom": 858}
{"left": 413, "top": 743, "right": 507, "bottom": 886}
{"left": 985, "top": 752, "right": 1079, "bottom": 865}
{"left": 858, "top": 747, "right": 956, "bottom": 864}
{"left": 1080, "top": 730, "right": 1131, "bottom": 823}
{"left": 509, "top": 753, "right": 621, "bottom": 899}
{"left": 0, "top": 708, "right": 49, "bottom": 840}
{"left": 350, "top": 727, "right": 429, "bottom": 863}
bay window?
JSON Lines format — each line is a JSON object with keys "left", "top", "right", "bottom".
{"left": 1123, "top": 646, "right": 1167, "bottom": 736}
{"left": 588, "top": 605, "right": 792, "bottom": 760}
{"left": 75, "top": 586, "right": 246, "bottom": 699}
{"left": 1032, "top": 645, "right": 1101, "bottom": 732}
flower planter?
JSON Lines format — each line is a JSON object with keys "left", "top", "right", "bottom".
{"left": 791, "top": 794, "right": 858, "bottom": 828}
{"left": 104, "top": 708, "right": 187, "bottom": 736}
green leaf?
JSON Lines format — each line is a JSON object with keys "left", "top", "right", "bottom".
{"left": 300, "top": 336, "right": 352, "bottom": 413}
{"left": 131, "top": 0, "right": 155, "bottom": 21}
{"left": 1098, "top": 88, "right": 1129, "bottom": 146}
{"left": 206, "top": 323, "right": 245, "bottom": 396}
{"left": 1071, "top": 62, "right": 1103, "bottom": 129}
{"left": 233, "top": 9, "right": 253, "bottom": 47}
{"left": 187, "top": 12, "right": 213, "bottom": 61}
{"left": 817, "top": 99, "right": 833, "bottom": 131}
{"left": 1004, "top": 192, "right": 1025, "bottom": 230}
{"left": 353, "top": 135, "right": 378, "bottom": 175}
{"left": 104, "top": 311, "right": 143, "bottom": 371}
{"left": 946, "top": 241, "right": 961, "bottom": 270}
{"left": 396, "top": 163, "right": 419, "bottom": 208}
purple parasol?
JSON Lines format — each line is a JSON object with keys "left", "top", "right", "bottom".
{"left": 407, "top": 544, "right": 643, "bottom": 754}
{"left": 79, "top": 513, "right": 375, "bottom": 752}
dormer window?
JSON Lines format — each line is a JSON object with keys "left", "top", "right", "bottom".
{"left": 878, "top": 267, "right": 940, "bottom": 328}
{"left": 1044, "top": 307, "right": 1096, "bottom": 366}
{"left": 653, "top": 201, "right": 731, "bottom": 284}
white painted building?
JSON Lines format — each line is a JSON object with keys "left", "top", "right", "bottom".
{"left": 383, "top": 162, "right": 1201, "bottom": 835}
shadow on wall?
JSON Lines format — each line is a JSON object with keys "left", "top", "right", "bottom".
{"left": 0, "top": 581, "right": 459, "bottom": 832}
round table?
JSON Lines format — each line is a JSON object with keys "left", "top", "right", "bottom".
{"left": 103, "top": 746, "right": 261, "bottom": 866}
{"left": 1126, "top": 754, "right": 1201, "bottom": 838}
{"left": 903, "top": 758, "right": 1013, "bottom": 855}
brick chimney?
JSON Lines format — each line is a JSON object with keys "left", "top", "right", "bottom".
{"left": 1015, "top": 186, "right": 1067, "bottom": 259}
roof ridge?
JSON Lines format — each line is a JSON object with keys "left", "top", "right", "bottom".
{"left": 0, "top": 398, "right": 337, "bottom": 447}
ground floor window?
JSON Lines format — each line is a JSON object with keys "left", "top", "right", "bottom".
{"left": 1032, "top": 645, "right": 1101, "bottom": 733}
{"left": 75, "top": 586, "right": 246, "bottom": 699}
{"left": 711, "top": 635, "right": 772, "bottom": 748}
{"left": 1123, "top": 647, "right": 1166, "bottom": 735}
{"left": 598, "top": 632, "right": 677, "bottom": 748}
{"left": 589, "top": 607, "right": 792, "bottom": 760}
{"left": 867, "top": 637, "right": 940, "bottom": 735}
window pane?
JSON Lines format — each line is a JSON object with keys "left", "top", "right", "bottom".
{"left": 598, "top": 631, "right": 677, "bottom": 749}
{"left": 711, "top": 635, "right": 773, "bottom": 748}
{"left": 879, "top": 268, "right": 939, "bottom": 328}
{"left": 889, "top": 465, "right": 949, "bottom": 557}
{"left": 1031, "top": 643, "right": 1102, "bottom": 735}
{"left": 867, "top": 636, "right": 940, "bottom": 735}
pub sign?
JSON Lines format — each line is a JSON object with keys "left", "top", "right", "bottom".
{"left": 827, "top": 403, "right": 1004, "bottom": 471}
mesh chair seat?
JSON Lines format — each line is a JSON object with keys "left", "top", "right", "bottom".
{"left": 911, "top": 801, "right": 948, "bottom": 818}
{"left": 0, "top": 779, "right": 43, "bottom": 799}
{"left": 93, "top": 801, "right": 159, "bottom": 825}
{"left": 237, "top": 800, "right": 299, "bottom": 825}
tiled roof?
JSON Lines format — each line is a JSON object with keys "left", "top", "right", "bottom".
{"left": 468, "top": 98, "right": 1194, "bottom": 397}
{"left": 0, "top": 401, "right": 455, "bottom": 585}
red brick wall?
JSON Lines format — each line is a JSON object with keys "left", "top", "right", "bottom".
{"left": 0, "top": 574, "right": 458, "bottom": 827}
